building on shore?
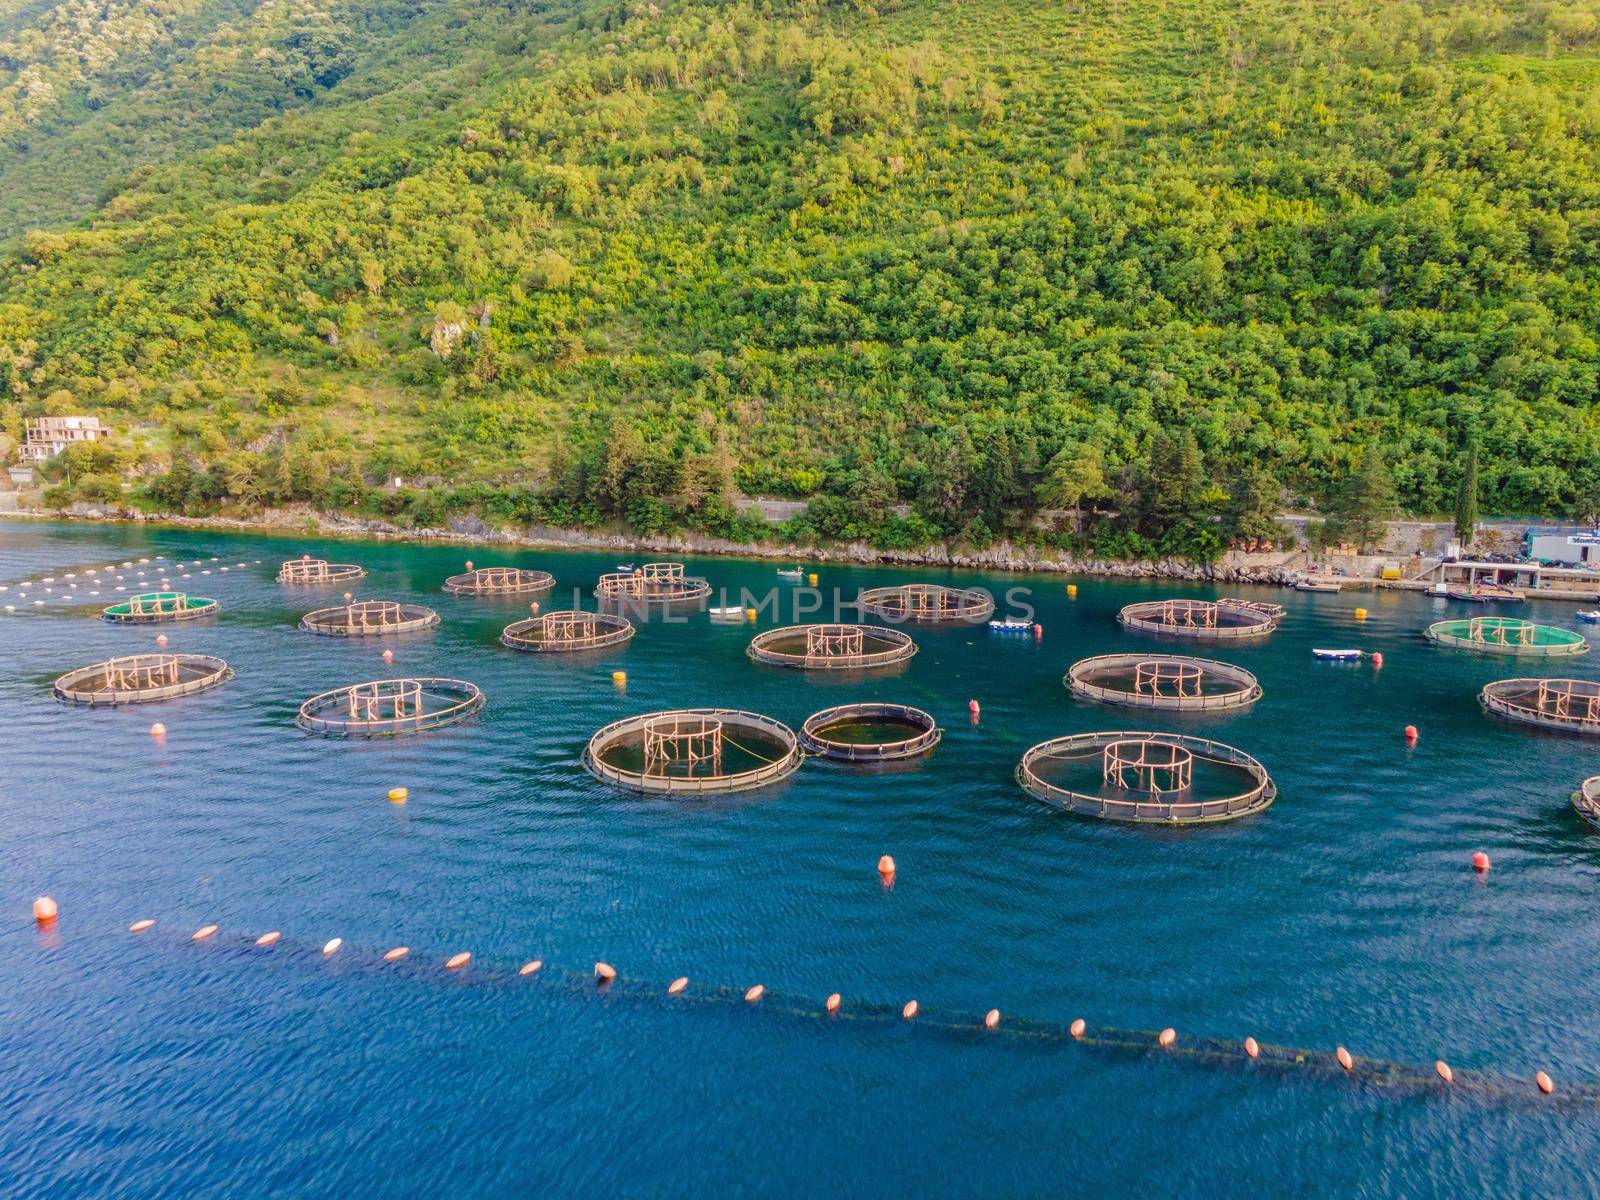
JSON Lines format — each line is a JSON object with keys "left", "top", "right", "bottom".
{"left": 19, "top": 416, "right": 109, "bottom": 463}
{"left": 1526, "top": 528, "right": 1600, "bottom": 568}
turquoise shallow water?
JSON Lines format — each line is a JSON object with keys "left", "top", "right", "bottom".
{"left": 4, "top": 520, "right": 1600, "bottom": 1196}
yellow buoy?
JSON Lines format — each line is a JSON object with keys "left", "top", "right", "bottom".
{"left": 1355, "top": 608, "right": 1368, "bottom": 620}
{"left": 807, "top": 573, "right": 818, "bottom": 586}
{"left": 388, "top": 787, "right": 408, "bottom": 804}
{"left": 1067, "top": 584, "right": 1078, "bottom": 598}
{"left": 745, "top": 607, "right": 757, "bottom": 621}
{"left": 612, "top": 670, "right": 626, "bottom": 685}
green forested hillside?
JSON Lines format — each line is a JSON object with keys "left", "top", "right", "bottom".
{"left": 3, "top": 0, "right": 1600, "bottom": 554}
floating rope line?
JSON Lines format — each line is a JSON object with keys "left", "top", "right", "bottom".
{"left": 104, "top": 918, "right": 1589, "bottom": 1108}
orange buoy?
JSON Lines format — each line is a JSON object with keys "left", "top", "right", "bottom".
{"left": 256, "top": 931, "right": 281, "bottom": 947}
{"left": 529, "top": 601, "right": 540, "bottom": 615}
{"left": 382, "top": 649, "right": 394, "bottom": 663}
{"left": 903, "top": 1000, "right": 919, "bottom": 1020}
{"left": 1537, "top": 1071, "right": 1555, "bottom": 1095}
{"left": 1371, "top": 652, "right": 1384, "bottom": 669}
{"left": 129, "top": 918, "right": 155, "bottom": 933}
{"left": 464, "top": 560, "right": 474, "bottom": 571}
{"left": 1158, "top": 1027, "right": 1177, "bottom": 1048}
{"left": 595, "top": 961, "right": 617, "bottom": 983}
{"left": 32, "top": 896, "right": 58, "bottom": 923}
{"left": 156, "top": 634, "right": 168, "bottom": 647}
{"left": 1404, "top": 724, "right": 1418, "bottom": 742}
{"left": 192, "top": 924, "right": 218, "bottom": 941}
{"left": 1244, "top": 1036, "right": 1260, "bottom": 1059}
{"left": 383, "top": 946, "right": 409, "bottom": 961}
{"left": 445, "top": 952, "right": 471, "bottom": 970}
{"left": 745, "top": 984, "right": 765, "bottom": 1003}
{"left": 322, "top": 938, "right": 342, "bottom": 956}
{"left": 668, "top": 977, "right": 689, "bottom": 994}
{"left": 519, "top": 960, "right": 543, "bottom": 976}
{"left": 1070, "top": 1018, "right": 1086, "bottom": 1039}
{"left": 1336, "top": 1046, "right": 1354, "bottom": 1071}
{"left": 343, "top": 592, "right": 354, "bottom": 603}
{"left": 1435, "top": 1060, "right": 1454, "bottom": 1083}
{"left": 985, "top": 1009, "right": 1001, "bottom": 1029}
{"left": 150, "top": 722, "right": 166, "bottom": 737}
{"left": 877, "top": 854, "right": 896, "bottom": 877}
{"left": 1472, "top": 851, "right": 1491, "bottom": 873}
{"left": 826, "top": 993, "right": 841, "bottom": 1013}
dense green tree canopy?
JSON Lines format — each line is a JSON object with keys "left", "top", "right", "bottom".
{"left": 2, "top": 0, "right": 1599, "bottom": 548}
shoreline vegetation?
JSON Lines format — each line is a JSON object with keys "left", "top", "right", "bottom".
{"left": 1, "top": 504, "right": 1299, "bottom": 583}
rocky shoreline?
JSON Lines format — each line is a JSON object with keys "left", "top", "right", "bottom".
{"left": 4, "top": 503, "right": 1303, "bottom": 586}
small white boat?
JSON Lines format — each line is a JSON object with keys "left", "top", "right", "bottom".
{"left": 1575, "top": 610, "right": 1600, "bottom": 624}
{"left": 616, "top": 563, "right": 635, "bottom": 573}
{"left": 989, "top": 618, "right": 1034, "bottom": 632}
{"left": 709, "top": 606, "right": 745, "bottom": 619}
{"left": 776, "top": 566, "right": 803, "bottom": 579}
{"left": 1312, "top": 648, "right": 1362, "bottom": 661}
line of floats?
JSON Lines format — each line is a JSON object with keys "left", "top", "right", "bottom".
{"left": 14, "top": 901, "right": 1577, "bottom": 1107}
{"left": 32, "top": 554, "right": 1600, "bottom": 825}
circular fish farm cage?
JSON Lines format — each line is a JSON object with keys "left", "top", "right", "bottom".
{"left": 501, "top": 609, "right": 634, "bottom": 653}
{"left": 442, "top": 566, "right": 556, "bottom": 597}
{"left": 1480, "top": 677, "right": 1600, "bottom": 735}
{"left": 1016, "top": 731, "right": 1276, "bottom": 824}
{"left": 1572, "top": 776, "right": 1600, "bottom": 827}
{"left": 594, "top": 562, "right": 711, "bottom": 605}
{"left": 299, "top": 599, "right": 440, "bottom": 637}
{"left": 799, "top": 702, "right": 941, "bottom": 762}
{"left": 855, "top": 583, "right": 994, "bottom": 624}
{"left": 53, "top": 653, "right": 232, "bottom": 705}
{"left": 278, "top": 555, "right": 365, "bottom": 585}
{"left": 747, "top": 623, "right": 916, "bottom": 671}
{"left": 296, "top": 678, "right": 484, "bottom": 736}
{"left": 101, "top": 592, "right": 218, "bottom": 624}
{"left": 1065, "top": 653, "right": 1261, "bottom": 711}
{"left": 1426, "top": 616, "right": 1588, "bottom": 658}
{"left": 583, "top": 708, "right": 803, "bottom": 795}
{"left": 1117, "top": 598, "right": 1280, "bottom": 640}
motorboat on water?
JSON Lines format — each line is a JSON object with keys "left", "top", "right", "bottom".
{"left": 1312, "top": 648, "right": 1362, "bottom": 660}
{"left": 989, "top": 618, "right": 1034, "bottom": 632}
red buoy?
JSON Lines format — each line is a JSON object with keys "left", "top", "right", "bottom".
{"left": 1069, "top": 1018, "right": 1086, "bottom": 1039}
{"left": 1336, "top": 1046, "right": 1354, "bottom": 1071}
{"left": 877, "top": 854, "right": 896, "bottom": 878}
{"left": 1158, "top": 1027, "right": 1177, "bottom": 1048}
{"left": 902, "top": 1000, "right": 919, "bottom": 1020}
{"left": 968, "top": 699, "right": 980, "bottom": 716}
{"left": 1473, "top": 851, "right": 1490, "bottom": 873}
{"left": 826, "top": 993, "right": 841, "bottom": 1013}
{"left": 1244, "top": 1036, "right": 1260, "bottom": 1059}
{"left": 595, "top": 962, "right": 617, "bottom": 983}
{"left": 1371, "top": 652, "right": 1384, "bottom": 669}
{"left": 32, "top": 896, "right": 57, "bottom": 924}
{"left": 984, "top": 1009, "right": 1001, "bottom": 1029}
{"left": 1404, "top": 724, "right": 1418, "bottom": 742}
{"left": 1537, "top": 1071, "right": 1555, "bottom": 1095}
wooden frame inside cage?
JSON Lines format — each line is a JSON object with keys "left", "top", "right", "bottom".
{"left": 296, "top": 677, "right": 485, "bottom": 736}
{"left": 1479, "top": 677, "right": 1600, "bottom": 734}
{"left": 443, "top": 566, "right": 556, "bottom": 597}
{"left": 53, "top": 652, "right": 232, "bottom": 705}
{"left": 501, "top": 609, "right": 635, "bottom": 653}
{"left": 1426, "top": 617, "right": 1587, "bottom": 658}
{"left": 594, "top": 562, "right": 711, "bottom": 604}
{"left": 1016, "top": 730, "right": 1275, "bottom": 824}
{"left": 1117, "top": 598, "right": 1279, "bottom": 639}
{"left": 583, "top": 708, "right": 803, "bottom": 794}
{"left": 278, "top": 555, "right": 365, "bottom": 585}
{"left": 1065, "top": 653, "right": 1261, "bottom": 711}
{"left": 299, "top": 599, "right": 440, "bottom": 637}
{"left": 855, "top": 583, "right": 995, "bottom": 623}
{"left": 747, "top": 623, "right": 916, "bottom": 670}
{"left": 101, "top": 592, "right": 219, "bottom": 624}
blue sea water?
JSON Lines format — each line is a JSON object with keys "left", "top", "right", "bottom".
{"left": 3, "top": 519, "right": 1600, "bottom": 1197}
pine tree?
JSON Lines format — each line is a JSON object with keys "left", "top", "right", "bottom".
{"left": 1454, "top": 441, "right": 1479, "bottom": 547}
